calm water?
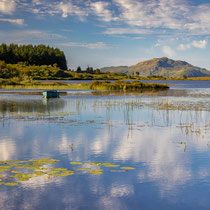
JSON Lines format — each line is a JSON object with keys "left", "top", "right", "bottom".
{"left": 1, "top": 80, "right": 210, "bottom": 210}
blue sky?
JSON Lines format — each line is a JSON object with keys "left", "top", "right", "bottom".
{"left": 0, "top": 0, "right": 210, "bottom": 70}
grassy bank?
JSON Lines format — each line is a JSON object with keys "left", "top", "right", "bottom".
{"left": 0, "top": 80, "right": 169, "bottom": 91}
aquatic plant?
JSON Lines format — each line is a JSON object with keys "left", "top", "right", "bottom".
{"left": 0, "top": 159, "right": 136, "bottom": 187}
{"left": 101, "top": 163, "right": 120, "bottom": 167}
{"left": 88, "top": 169, "right": 103, "bottom": 175}
{"left": 120, "top": 167, "right": 136, "bottom": 170}
{"left": 70, "top": 162, "right": 83, "bottom": 165}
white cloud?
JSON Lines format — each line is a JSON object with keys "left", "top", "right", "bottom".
{"left": 177, "top": 43, "right": 191, "bottom": 51}
{"left": 0, "top": 0, "right": 16, "bottom": 14}
{"left": 0, "top": 18, "right": 24, "bottom": 25}
{"left": 162, "top": 46, "right": 176, "bottom": 57}
{"left": 112, "top": 0, "right": 210, "bottom": 35}
{"left": 90, "top": 1, "right": 118, "bottom": 22}
{"left": 32, "top": 0, "right": 42, "bottom": 6}
{"left": 58, "top": 42, "right": 110, "bottom": 49}
{"left": 2, "top": 0, "right": 210, "bottom": 37}
{"left": 178, "top": 40, "right": 208, "bottom": 50}
{"left": 192, "top": 40, "right": 208, "bottom": 49}
{"left": 113, "top": 0, "right": 188, "bottom": 29}
{"left": 57, "top": 2, "right": 88, "bottom": 19}
{"left": 104, "top": 27, "right": 156, "bottom": 35}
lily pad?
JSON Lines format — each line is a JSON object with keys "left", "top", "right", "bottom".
{"left": 70, "top": 162, "right": 83, "bottom": 165}
{"left": 0, "top": 169, "right": 11, "bottom": 172}
{"left": 9, "top": 164, "right": 24, "bottom": 167}
{"left": 30, "top": 171, "right": 46, "bottom": 176}
{"left": 87, "top": 162, "right": 101, "bottom": 166}
{"left": 54, "top": 171, "right": 74, "bottom": 177}
{"left": 51, "top": 168, "right": 67, "bottom": 171}
{"left": 120, "top": 167, "right": 136, "bottom": 170}
{"left": 10, "top": 173, "right": 34, "bottom": 181}
{"left": 11, "top": 170, "right": 20, "bottom": 173}
{"left": 101, "top": 163, "right": 120, "bottom": 167}
{"left": 88, "top": 169, "right": 103, "bottom": 175}
{"left": 4, "top": 182, "right": 19, "bottom": 186}
{"left": 0, "top": 166, "right": 11, "bottom": 169}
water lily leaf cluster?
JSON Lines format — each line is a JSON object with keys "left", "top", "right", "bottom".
{"left": 0, "top": 159, "right": 136, "bottom": 186}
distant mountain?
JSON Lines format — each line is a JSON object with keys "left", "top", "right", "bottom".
{"left": 100, "top": 57, "right": 210, "bottom": 77}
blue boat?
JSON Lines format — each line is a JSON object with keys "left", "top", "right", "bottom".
{"left": 43, "top": 90, "right": 60, "bottom": 98}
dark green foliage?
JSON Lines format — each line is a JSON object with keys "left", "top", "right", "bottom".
{"left": 95, "top": 68, "right": 100, "bottom": 74}
{"left": 88, "top": 80, "right": 169, "bottom": 90}
{"left": 0, "top": 62, "right": 69, "bottom": 80}
{"left": 76, "top": 66, "right": 82, "bottom": 73}
{"left": 86, "top": 66, "right": 93, "bottom": 73}
{"left": 0, "top": 61, "right": 19, "bottom": 78}
{"left": 0, "top": 43, "right": 67, "bottom": 70}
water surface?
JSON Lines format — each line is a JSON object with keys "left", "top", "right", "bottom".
{"left": 1, "top": 81, "right": 210, "bottom": 210}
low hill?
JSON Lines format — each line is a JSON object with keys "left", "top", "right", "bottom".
{"left": 100, "top": 57, "right": 210, "bottom": 78}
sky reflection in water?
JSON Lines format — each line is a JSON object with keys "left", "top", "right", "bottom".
{"left": 1, "top": 89, "right": 210, "bottom": 209}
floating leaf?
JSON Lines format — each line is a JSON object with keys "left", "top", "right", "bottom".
{"left": 88, "top": 169, "right": 103, "bottom": 175}
{"left": 26, "top": 166, "right": 45, "bottom": 170}
{"left": 10, "top": 164, "right": 24, "bottom": 167}
{"left": 30, "top": 171, "right": 46, "bottom": 176}
{"left": 11, "top": 170, "right": 20, "bottom": 173}
{"left": 0, "top": 166, "right": 11, "bottom": 169}
{"left": 15, "top": 166, "right": 26, "bottom": 169}
{"left": 37, "top": 159, "right": 59, "bottom": 164}
{"left": 4, "top": 182, "right": 19, "bottom": 186}
{"left": 70, "top": 162, "right": 83, "bottom": 165}
{"left": 54, "top": 171, "right": 74, "bottom": 177}
{"left": 0, "top": 169, "right": 10, "bottom": 172}
{"left": 101, "top": 163, "right": 120, "bottom": 167}
{"left": 120, "top": 167, "right": 136, "bottom": 170}
{"left": 0, "top": 160, "right": 28, "bottom": 164}
{"left": 87, "top": 163, "right": 101, "bottom": 166}
{"left": 10, "top": 173, "right": 34, "bottom": 181}
{"left": 51, "top": 168, "right": 67, "bottom": 171}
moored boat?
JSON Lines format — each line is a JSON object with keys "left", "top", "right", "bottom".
{"left": 43, "top": 90, "right": 60, "bottom": 98}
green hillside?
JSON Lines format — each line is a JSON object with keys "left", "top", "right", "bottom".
{"left": 100, "top": 57, "right": 210, "bottom": 78}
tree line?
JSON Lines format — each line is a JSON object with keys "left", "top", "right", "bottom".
{"left": 0, "top": 43, "right": 67, "bottom": 70}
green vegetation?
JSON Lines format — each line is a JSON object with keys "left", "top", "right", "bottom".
{"left": 0, "top": 43, "right": 67, "bottom": 69}
{"left": 0, "top": 80, "right": 169, "bottom": 90}
{"left": 0, "top": 61, "right": 135, "bottom": 81}
{"left": 81, "top": 80, "right": 169, "bottom": 91}
{"left": 0, "top": 159, "right": 136, "bottom": 186}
